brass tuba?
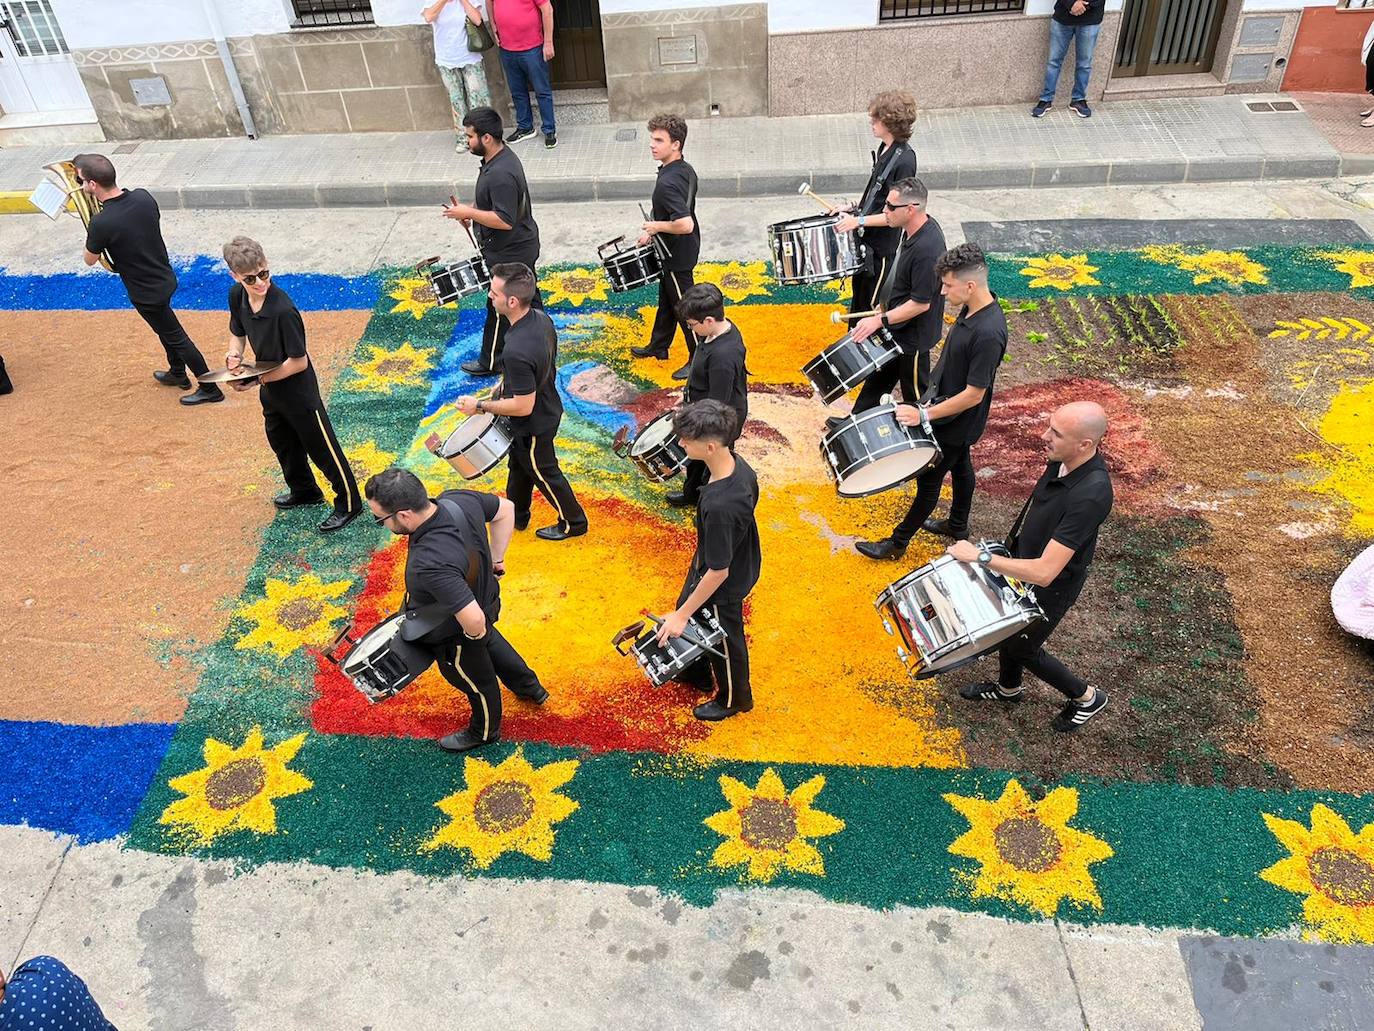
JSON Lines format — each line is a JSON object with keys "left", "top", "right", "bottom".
{"left": 44, "top": 159, "right": 115, "bottom": 272}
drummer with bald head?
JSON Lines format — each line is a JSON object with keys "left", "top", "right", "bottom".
{"left": 949, "top": 401, "right": 1114, "bottom": 733}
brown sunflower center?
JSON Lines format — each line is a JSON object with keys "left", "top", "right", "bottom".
{"left": 375, "top": 358, "right": 415, "bottom": 377}
{"left": 1210, "top": 260, "right": 1246, "bottom": 278}
{"left": 275, "top": 598, "right": 322, "bottom": 631}
{"left": 721, "top": 274, "right": 748, "bottom": 289}
{"left": 1357, "top": 262, "right": 1374, "bottom": 277}
{"left": 1308, "top": 846, "right": 1374, "bottom": 907}
{"left": 993, "top": 816, "right": 1062, "bottom": 873}
{"left": 473, "top": 780, "right": 535, "bottom": 835}
{"left": 205, "top": 758, "right": 266, "bottom": 811}
{"left": 1045, "top": 265, "right": 1079, "bottom": 279}
{"left": 414, "top": 284, "right": 437, "bottom": 304}
{"left": 739, "top": 798, "right": 797, "bottom": 851}
{"left": 562, "top": 275, "right": 596, "bottom": 292}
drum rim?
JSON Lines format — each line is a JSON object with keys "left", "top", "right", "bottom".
{"left": 767, "top": 213, "right": 848, "bottom": 232}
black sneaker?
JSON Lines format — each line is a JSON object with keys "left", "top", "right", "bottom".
{"left": 1051, "top": 689, "right": 1108, "bottom": 732}
{"left": 922, "top": 517, "right": 968, "bottom": 539}
{"left": 1070, "top": 100, "right": 1092, "bottom": 119}
{"left": 544, "top": 133, "right": 557, "bottom": 150}
{"left": 958, "top": 682, "right": 1023, "bottom": 704}
{"left": 1032, "top": 101, "right": 1052, "bottom": 119}
{"left": 507, "top": 128, "right": 536, "bottom": 144}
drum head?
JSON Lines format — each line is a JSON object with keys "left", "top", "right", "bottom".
{"left": 631, "top": 413, "right": 676, "bottom": 455}
{"left": 441, "top": 413, "right": 493, "bottom": 456}
{"left": 344, "top": 615, "right": 405, "bottom": 671}
{"left": 836, "top": 449, "right": 934, "bottom": 497}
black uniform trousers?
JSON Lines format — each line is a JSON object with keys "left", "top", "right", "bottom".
{"left": 133, "top": 299, "right": 212, "bottom": 379}
{"left": 646, "top": 268, "right": 696, "bottom": 358}
{"left": 853, "top": 349, "right": 929, "bottom": 415}
{"left": 996, "top": 596, "right": 1088, "bottom": 701}
{"left": 478, "top": 285, "right": 545, "bottom": 371}
{"left": 848, "top": 250, "right": 893, "bottom": 321}
{"left": 891, "top": 442, "right": 976, "bottom": 545}
{"left": 434, "top": 634, "right": 504, "bottom": 740}
{"left": 675, "top": 595, "right": 752, "bottom": 712}
{"left": 507, "top": 430, "right": 587, "bottom": 532}
{"left": 260, "top": 387, "right": 361, "bottom": 514}
{"left": 488, "top": 624, "right": 543, "bottom": 697}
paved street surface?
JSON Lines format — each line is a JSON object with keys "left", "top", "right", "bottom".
{"left": 4, "top": 181, "right": 1374, "bottom": 1029}
{"left": 0, "top": 94, "right": 1362, "bottom": 211}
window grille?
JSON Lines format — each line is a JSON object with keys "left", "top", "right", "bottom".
{"left": 0, "top": 2, "right": 70, "bottom": 58}
{"left": 880, "top": 0, "right": 1025, "bottom": 22}
{"left": 290, "top": 1, "right": 375, "bottom": 28}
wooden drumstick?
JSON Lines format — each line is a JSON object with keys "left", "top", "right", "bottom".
{"left": 831, "top": 309, "right": 880, "bottom": 324}
{"left": 638, "top": 201, "right": 673, "bottom": 263}
{"left": 797, "top": 180, "right": 841, "bottom": 211}
{"left": 446, "top": 194, "right": 479, "bottom": 250}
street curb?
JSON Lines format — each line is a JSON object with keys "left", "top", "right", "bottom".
{"left": 0, "top": 191, "right": 40, "bottom": 215}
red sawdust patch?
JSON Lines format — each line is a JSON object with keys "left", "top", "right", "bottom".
{"left": 0, "top": 309, "right": 368, "bottom": 725}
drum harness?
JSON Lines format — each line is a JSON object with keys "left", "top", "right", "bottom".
{"left": 398, "top": 497, "right": 489, "bottom": 643}
{"left": 855, "top": 141, "right": 911, "bottom": 268}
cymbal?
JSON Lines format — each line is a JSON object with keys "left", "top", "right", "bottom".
{"left": 198, "top": 361, "right": 282, "bottom": 384}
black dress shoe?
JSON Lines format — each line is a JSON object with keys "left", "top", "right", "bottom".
{"left": 514, "top": 512, "right": 530, "bottom": 531}
{"left": 461, "top": 360, "right": 497, "bottom": 376}
{"left": 535, "top": 523, "right": 588, "bottom": 542}
{"left": 319, "top": 509, "right": 361, "bottom": 533}
{"left": 855, "top": 537, "right": 907, "bottom": 560}
{"left": 922, "top": 517, "right": 968, "bottom": 539}
{"left": 514, "top": 684, "right": 549, "bottom": 705}
{"left": 180, "top": 385, "right": 224, "bottom": 405}
{"left": 665, "top": 491, "right": 695, "bottom": 508}
{"left": 438, "top": 730, "right": 498, "bottom": 753}
{"left": 154, "top": 370, "right": 191, "bottom": 389}
{"left": 273, "top": 491, "right": 326, "bottom": 510}
{"left": 630, "top": 344, "right": 669, "bottom": 359}
{"left": 670, "top": 363, "right": 691, "bottom": 381}
{"left": 693, "top": 699, "right": 752, "bottom": 721}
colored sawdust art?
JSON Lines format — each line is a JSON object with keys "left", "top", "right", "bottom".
{"left": 14, "top": 246, "right": 1373, "bottom": 945}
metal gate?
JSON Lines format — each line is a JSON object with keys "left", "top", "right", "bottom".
{"left": 0, "top": 0, "right": 89, "bottom": 114}
{"left": 548, "top": 0, "right": 605, "bottom": 89}
{"left": 1115, "top": 0, "right": 1229, "bottom": 77}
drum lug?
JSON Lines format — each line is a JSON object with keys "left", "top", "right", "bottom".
{"left": 882, "top": 619, "right": 894, "bottom": 636}
{"left": 895, "top": 645, "right": 908, "bottom": 662}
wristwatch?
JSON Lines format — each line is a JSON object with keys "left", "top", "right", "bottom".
{"left": 476, "top": 399, "right": 485, "bottom": 414}
{"left": 977, "top": 549, "right": 993, "bottom": 567}
{"left": 881, "top": 315, "right": 892, "bottom": 329}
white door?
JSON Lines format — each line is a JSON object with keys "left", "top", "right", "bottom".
{"left": 0, "top": 1, "right": 89, "bottom": 116}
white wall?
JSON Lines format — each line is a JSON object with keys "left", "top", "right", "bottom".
{"left": 1240, "top": 0, "right": 1333, "bottom": 9}
{"left": 50, "top": 0, "right": 290, "bottom": 48}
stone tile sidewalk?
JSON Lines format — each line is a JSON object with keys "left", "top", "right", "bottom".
{"left": 0, "top": 93, "right": 1355, "bottom": 209}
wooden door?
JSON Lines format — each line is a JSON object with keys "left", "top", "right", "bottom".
{"left": 1115, "top": 0, "right": 1229, "bottom": 77}
{"left": 549, "top": 0, "right": 605, "bottom": 89}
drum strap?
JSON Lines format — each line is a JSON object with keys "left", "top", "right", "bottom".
{"left": 399, "top": 498, "right": 488, "bottom": 640}
{"left": 859, "top": 142, "right": 909, "bottom": 223}
{"left": 1004, "top": 493, "right": 1034, "bottom": 552}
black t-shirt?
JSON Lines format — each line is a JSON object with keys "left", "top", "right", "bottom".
{"left": 684, "top": 324, "right": 748, "bottom": 439}
{"left": 475, "top": 145, "right": 539, "bottom": 265}
{"left": 403, "top": 490, "right": 503, "bottom": 641}
{"left": 1013, "top": 453, "right": 1114, "bottom": 608}
{"left": 686, "top": 455, "right": 761, "bottom": 605}
{"left": 857, "top": 141, "right": 918, "bottom": 259}
{"left": 879, "top": 216, "right": 947, "bottom": 354}
{"left": 926, "top": 296, "right": 1007, "bottom": 448}
{"left": 84, "top": 188, "right": 178, "bottom": 304}
{"left": 499, "top": 308, "right": 562, "bottom": 436}
{"left": 1053, "top": 0, "right": 1105, "bottom": 26}
{"left": 228, "top": 283, "right": 322, "bottom": 410}
{"left": 651, "top": 158, "right": 700, "bottom": 271}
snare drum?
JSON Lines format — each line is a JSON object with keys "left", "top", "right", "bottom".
{"left": 767, "top": 214, "right": 861, "bottom": 285}
{"left": 802, "top": 327, "right": 900, "bottom": 405}
{"left": 329, "top": 614, "right": 435, "bottom": 703}
{"left": 820, "top": 403, "right": 941, "bottom": 498}
{"left": 437, "top": 412, "right": 513, "bottom": 479}
{"left": 611, "top": 411, "right": 687, "bottom": 483}
{"left": 426, "top": 255, "right": 491, "bottom": 304}
{"left": 598, "top": 237, "right": 662, "bottom": 292}
{"left": 875, "top": 543, "right": 1043, "bottom": 680}
{"left": 612, "top": 609, "right": 727, "bottom": 688}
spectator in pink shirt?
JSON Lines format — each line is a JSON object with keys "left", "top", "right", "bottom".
{"left": 489, "top": 0, "right": 557, "bottom": 149}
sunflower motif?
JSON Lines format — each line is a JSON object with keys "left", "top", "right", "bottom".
{"left": 540, "top": 266, "right": 612, "bottom": 307}
{"left": 235, "top": 574, "right": 352, "bottom": 658}
{"left": 698, "top": 260, "right": 772, "bottom": 302}
{"left": 422, "top": 748, "right": 580, "bottom": 869}
{"left": 348, "top": 341, "right": 436, "bottom": 394}
{"left": 943, "top": 779, "right": 1114, "bottom": 916}
{"left": 314, "top": 439, "right": 397, "bottom": 499}
{"left": 1018, "top": 254, "right": 1101, "bottom": 291}
{"left": 704, "top": 768, "right": 845, "bottom": 883}
{"left": 388, "top": 275, "right": 451, "bottom": 319}
{"left": 1176, "top": 250, "right": 1269, "bottom": 288}
{"left": 1260, "top": 803, "right": 1374, "bottom": 944}
{"left": 159, "top": 727, "right": 313, "bottom": 845}
{"left": 1314, "top": 249, "right": 1374, "bottom": 290}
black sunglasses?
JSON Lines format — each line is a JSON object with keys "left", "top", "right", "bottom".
{"left": 242, "top": 269, "right": 271, "bottom": 286}
{"left": 884, "top": 200, "right": 915, "bottom": 211}
{"left": 372, "top": 510, "right": 393, "bottom": 526}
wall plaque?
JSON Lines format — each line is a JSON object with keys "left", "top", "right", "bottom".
{"left": 658, "top": 35, "right": 698, "bottom": 67}
{"left": 130, "top": 76, "right": 172, "bottom": 107}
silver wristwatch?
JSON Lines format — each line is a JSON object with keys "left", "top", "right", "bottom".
{"left": 977, "top": 549, "right": 993, "bottom": 567}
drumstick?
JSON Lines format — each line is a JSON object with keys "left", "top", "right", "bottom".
{"left": 797, "top": 180, "right": 841, "bottom": 211}
{"left": 447, "top": 194, "right": 479, "bottom": 250}
{"left": 831, "top": 309, "right": 881, "bottom": 323}
{"left": 638, "top": 202, "right": 673, "bottom": 264}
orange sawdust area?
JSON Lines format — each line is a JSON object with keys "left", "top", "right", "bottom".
{"left": 0, "top": 309, "right": 369, "bottom": 725}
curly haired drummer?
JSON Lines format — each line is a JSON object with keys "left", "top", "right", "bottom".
{"left": 948, "top": 402, "right": 1113, "bottom": 732}
{"left": 832, "top": 92, "right": 919, "bottom": 322}
{"left": 655, "top": 400, "right": 761, "bottom": 721}
{"left": 630, "top": 112, "right": 700, "bottom": 381}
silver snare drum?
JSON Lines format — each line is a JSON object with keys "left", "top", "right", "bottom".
{"left": 874, "top": 543, "right": 1044, "bottom": 680}
{"left": 426, "top": 255, "right": 491, "bottom": 304}
{"left": 327, "top": 614, "right": 435, "bottom": 703}
{"left": 767, "top": 214, "right": 861, "bottom": 285}
{"left": 611, "top": 411, "right": 688, "bottom": 483}
{"left": 438, "top": 412, "right": 513, "bottom": 479}
{"left": 802, "top": 327, "right": 900, "bottom": 405}
{"left": 820, "top": 402, "right": 941, "bottom": 498}
{"left": 612, "top": 610, "right": 727, "bottom": 688}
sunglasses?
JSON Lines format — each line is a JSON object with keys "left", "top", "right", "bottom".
{"left": 372, "top": 510, "right": 393, "bottom": 526}
{"left": 883, "top": 200, "right": 915, "bottom": 211}
{"left": 242, "top": 269, "right": 271, "bottom": 285}
{"left": 74, "top": 174, "right": 87, "bottom": 185}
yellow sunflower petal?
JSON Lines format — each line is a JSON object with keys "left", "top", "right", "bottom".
{"left": 530, "top": 757, "right": 580, "bottom": 793}
{"left": 782, "top": 839, "right": 827, "bottom": 877}
{"left": 794, "top": 807, "right": 845, "bottom": 839}
{"left": 755, "top": 768, "right": 787, "bottom": 801}
{"left": 270, "top": 732, "right": 308, "bottom": 765}
{"left": 1263, "top": 811, "right": 1315, "bottom": 856}
{"left": 704, "top": 808, "right": 743, "bottom": 838}
{"left": 1036, "top": 786, "right": 1080, "bottom": 828}
{"left": 787, "top": 773, "right": 827, "bottom": 810}
{"left": 719, "top": 775, "right": 755, "bottom": 811}
{"left": 711, "top": 837, "right": 754, "bottom": 871}
{"left": 1308, "top": 804, "right": 1356, "bottom": 847}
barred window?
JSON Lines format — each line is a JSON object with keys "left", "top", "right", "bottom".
{"left": 291, "top": 1, "right": 375, "bottom": 28}
{"left": 0, "top": 1, "right": 70, "bottom": 57}
{"left": 880, "top": 0, "right": 1026, "bottom": 21}
{"left": 1340, "top": 1, "right": 1374, "bottom": 9}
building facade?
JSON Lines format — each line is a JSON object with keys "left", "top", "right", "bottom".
{"left": 0, "top": 0, "right": 1369, "bottom": 143}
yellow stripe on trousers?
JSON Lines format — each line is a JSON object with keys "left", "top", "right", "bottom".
{"left": 715, "top": 604, "right": 734, "bottom": 710}
{"left": 314, "top": 411, "right": 359, "bottom": 511}
{"left": 450, "top": 649, "right": 490, "bottom": 740}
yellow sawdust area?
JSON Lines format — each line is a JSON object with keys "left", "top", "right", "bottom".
{"left": 1304, "top": 381, "right": 1374, "bottom": 534}
{"left": 0, "top": 309, "right": 369, "bottom": 724}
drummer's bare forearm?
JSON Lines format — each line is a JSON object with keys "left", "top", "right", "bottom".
{"left": 456, "top": 598, "right": 488, "bottom": 639}
{"left": 259, "top": 354, "right": 309, "bottom": 383}
{"left": 489, "top": 497, "right": 515, "bottom": 563}
{"left": 480, "top": 391, "right": 535, "bottom": 417}
{"left": 923, "top": 384, "right": 985, "bottom": 422}
{"left": 83, "top": 249, "right": 102, "bottom": 267}
{"left": 883, "top": 299, "right": 929, "bottom": 326}
{"left": 468, "top": 209, "right": 512, "bottom": 231}
{"left": 674, "top": 569, "right": 728, "bottom": 618}
{"left": 649, "top": 216, "right": 694, "bottom": 236}
{"left": 985, "top": 544, "right": 1073, "bottom": 588}
{"left": 227, "top": 334, "right": 247, "bottom": 362}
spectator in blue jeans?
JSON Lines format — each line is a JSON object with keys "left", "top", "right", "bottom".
{"left": 490, "top": 0, "right": 557, "bottom": 148}
{"left": 1033, "top": 0, "right": 1105, "bottom": 120}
